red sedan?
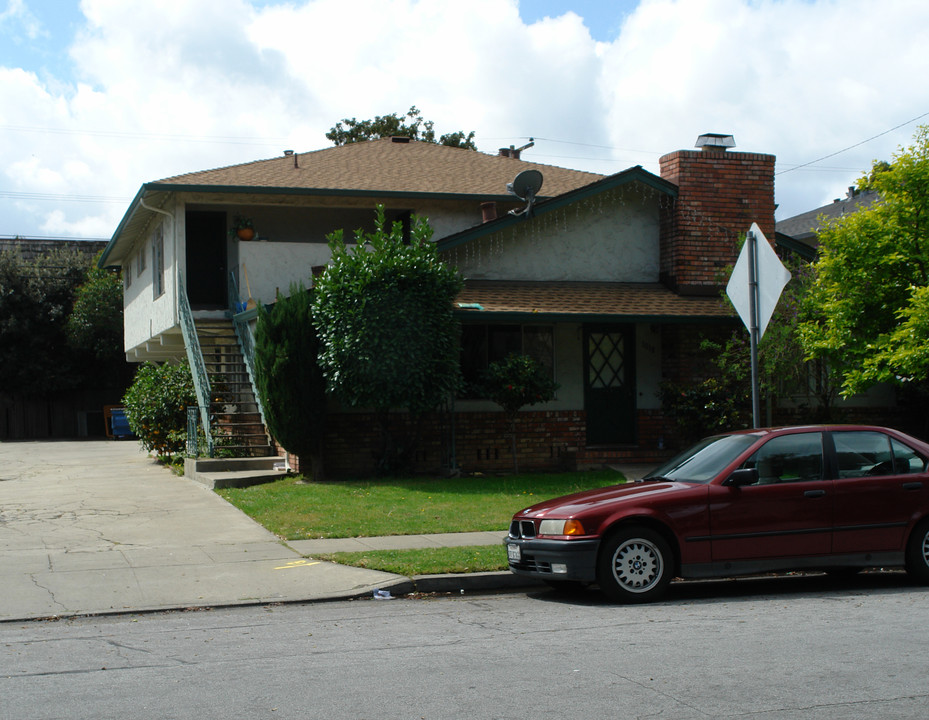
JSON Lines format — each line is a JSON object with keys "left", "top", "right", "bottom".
{"left": 505, "top": 425, "right": 929, "bottom": 603}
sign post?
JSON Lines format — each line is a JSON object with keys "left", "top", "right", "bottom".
{"left": 726, "top": 223, "right": 791, "bottom": 428}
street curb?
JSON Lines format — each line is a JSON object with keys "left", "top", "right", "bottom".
{"left": 378, "top": 571, "right": 546, "bottom": 597}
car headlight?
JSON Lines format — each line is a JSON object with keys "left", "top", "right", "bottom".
{"left": 538, "top": 518, "right": 585, "bottom": 536}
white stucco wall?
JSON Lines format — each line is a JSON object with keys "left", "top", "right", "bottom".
{"left": 444, "top": 184, "right": 662, "bottom": 282}
{"left": 237, "top": 241, "right": 331, "bottom": 304}
{"left": 123, "top": 209, "right": 179, "bottom": 354}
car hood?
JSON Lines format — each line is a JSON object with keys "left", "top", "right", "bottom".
{"left": 516, "top": 481, "right": 691, "bottom": 519}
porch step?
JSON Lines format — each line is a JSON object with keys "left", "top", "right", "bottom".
{"left": 185, "top": 456, "right": 288, "bottom": 489}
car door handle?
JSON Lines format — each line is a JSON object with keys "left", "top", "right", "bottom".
{"left": 903, "top": 482, "right": 924, "bottom": 491}
{"left": 804, "top": 489, "right": 826, "bottom": 498}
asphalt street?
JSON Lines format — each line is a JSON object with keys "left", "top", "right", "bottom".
{"left": 3, "top": 579, "right": 929, "bottom": 719}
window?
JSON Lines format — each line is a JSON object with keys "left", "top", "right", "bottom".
{"left": 137, "top": 245, "right": 146, "bottom": 276}
{"left": 125, "top": 259, "right": 132, "bottom": 288}
{"left": 833, "top": 431, "right": 927, "bottom": 477}
{"left": 740, "top": 432, "right": 824, "bottom": 484}
{"left": 891, "top": 438, "right": 927, "bottom": 474}
{"left": 152, "top": 225, "right": 165, "bottom": 299}
{"left": 460, "top": 324, "right": 554, "bottom": 398}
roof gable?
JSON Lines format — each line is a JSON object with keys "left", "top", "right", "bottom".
{"left": 436, "top": 165, "right": 676, "bottom": 252}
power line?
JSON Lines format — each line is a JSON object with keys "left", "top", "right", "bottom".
{"left": 775, "top": 111, "right": 929, "bottom": 176}
{"left": 0, "top": 190, "right": 129, "bottom": 204}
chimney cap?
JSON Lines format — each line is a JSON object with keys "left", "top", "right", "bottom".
{"left": 695, "top": 133, "right": 736, "bottom": 151}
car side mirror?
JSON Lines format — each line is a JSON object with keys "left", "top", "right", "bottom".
{"left": 724, "top": 468, "right": 758, "bottom": 487}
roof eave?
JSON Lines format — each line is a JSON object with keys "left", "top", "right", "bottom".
{"left": 99, "top": 184, "right": 149, "bottom": 268}
{"left": 454, "top": 309, "right": 736, "bottom": 324}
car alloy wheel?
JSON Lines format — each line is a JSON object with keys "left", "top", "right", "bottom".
{"left": 597, "top": 526, "right": 672, "bottom": 603}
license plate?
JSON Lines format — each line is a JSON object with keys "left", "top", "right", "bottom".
{"left": 507, "top": 544, "right": 521, "bottom": 563}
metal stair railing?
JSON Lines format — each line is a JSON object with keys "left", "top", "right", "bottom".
{"left": 228, "top": 271, "right": 268, "bottom": 429}
{"left": 178, "top": 275, "right": 214, "bottom": 457}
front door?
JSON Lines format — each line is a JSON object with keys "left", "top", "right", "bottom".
{"left": 185, "top": 210, "right": 227, "bottom": 309}
{"left": 583, "top": 325, "right": 635, "bottom": 445}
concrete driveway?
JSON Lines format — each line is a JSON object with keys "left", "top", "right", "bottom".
{"left": 0, "top": 440, "right": 399, "bottom": 621}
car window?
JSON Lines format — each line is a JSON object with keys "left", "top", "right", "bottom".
{"left": 832, "top": 431, "right": 895, "bottom": 478}
{"left": 891, "top": 437, "right": 927, "bottom": 474}
{"left": 739, "top": 432, "right": 824, "bottom": 485}
{"left": 645, "top": 434, "right": 758, "bottom": 484}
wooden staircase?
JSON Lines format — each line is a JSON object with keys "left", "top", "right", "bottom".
{"left": 195, "top": 319, "right": 273, "bottom": 458}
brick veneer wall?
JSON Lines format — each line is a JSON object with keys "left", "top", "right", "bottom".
{"left": 659, "top": 148, "right": 776, "bottom": 295}
{"left": 281, "top": 406, "right": 679, "bottom": 477}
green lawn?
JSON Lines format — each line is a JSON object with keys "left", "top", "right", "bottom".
{"left": 317, "top": 545, "right": 510, "bottom": 575}
{"left": 218, "top": 469, "right": 623, "bottom": 540}
{"left": 217, "top": 469, "right": 625, "bottom": 576}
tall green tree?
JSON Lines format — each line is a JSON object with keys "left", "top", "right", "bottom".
{"left": 68, "top": 250, "right": 129, "bottom": 388}
{"left": 799, "top": 126, "right": 929, "bottom": 396}
{"left": 326, "top": 106, "right": 477, "bottom": 150}
{"left": 0, "top": 245, "right": 88, "bottom": 396}
{"left": 253, "top": 283, "right": 327, "bottom": 479}
{"left": 313, "top": 205, "right": 463, "bottom": 473}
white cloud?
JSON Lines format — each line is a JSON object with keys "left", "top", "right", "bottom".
{"left": 1, "top": 0, "right": 929, "bottom": 238}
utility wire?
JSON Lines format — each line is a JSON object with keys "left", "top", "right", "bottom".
{"left": 776, "top": 111, "right": 929, "bottom": 175}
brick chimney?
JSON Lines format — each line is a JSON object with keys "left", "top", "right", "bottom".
{"left": 659, "top": 134, "right": 776, "bottom": 295}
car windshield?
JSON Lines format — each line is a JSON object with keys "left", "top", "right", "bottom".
{"left": 645, "top": 434, "right": 759, "bottom": 484}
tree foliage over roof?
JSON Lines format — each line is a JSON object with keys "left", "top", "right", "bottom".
{"left": 326, "top": 106, "right": 477, "bottom": 150}
{"left": 799, "top": 125, "right": 929, "bottom": 395}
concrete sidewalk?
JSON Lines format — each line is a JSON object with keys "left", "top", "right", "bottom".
{"left": 0, "top": 440, "right": 528, "bottom": 622}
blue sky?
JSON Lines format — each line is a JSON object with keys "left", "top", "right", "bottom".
{"left": 1, "top": 0, "right": 928, "bottom": 240}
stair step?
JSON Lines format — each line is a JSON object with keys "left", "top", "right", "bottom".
{"left": 193, "top": 318, "right": 271, "bottom": 460}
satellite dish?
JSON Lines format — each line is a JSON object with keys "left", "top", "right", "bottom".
{"left": 507, "top": 170, "right": 543, "bottom": 200}
{"left": 506, "top": 170, "right": 543, "bottom": 217}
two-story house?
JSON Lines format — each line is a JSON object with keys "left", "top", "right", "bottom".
{"left": 102, "top": 133, "right": 777, "bottom": 475}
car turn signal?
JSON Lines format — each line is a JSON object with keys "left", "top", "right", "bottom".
{"left": 563, "top": 519, "right": 586, "bottom": 536}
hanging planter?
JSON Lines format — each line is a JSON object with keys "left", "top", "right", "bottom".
{"left": 230, "top": 214, "right": 255, "bottom": 241}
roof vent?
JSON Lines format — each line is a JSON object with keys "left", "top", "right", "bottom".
{"left": 695, "top": 133, "right": 736, "bottom": 151}
{"left": 390, "top": 136, "right": 412, "bottom": 143}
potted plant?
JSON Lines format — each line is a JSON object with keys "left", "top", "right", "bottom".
{"left": 230, "top": 215, "right": 255, "bottom": 241}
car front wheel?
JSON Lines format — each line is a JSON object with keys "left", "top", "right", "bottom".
{"left": 905, "top": 519, "right": 929, "bottom": 584}
{"left": 597, "top": 526, "right": 672, "bottom": 604}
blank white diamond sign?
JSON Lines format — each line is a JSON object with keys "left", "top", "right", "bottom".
{"left": 726, "top": 223, "right": 791, "bottom": 339}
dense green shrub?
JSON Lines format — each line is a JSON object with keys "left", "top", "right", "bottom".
{"left": 254, "top": 283, "right": 327, "bottom": 479}
{"left": 122, "top": 361, "right": 197, "bottom": 456}
{"left": 313, "top": 205, "right": 462, "bottom": 474}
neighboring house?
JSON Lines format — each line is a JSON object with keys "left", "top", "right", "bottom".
{"left": 775, "top": 186, "right": 880, "bottom": 255}
{"left": 101, "top": 133, "right": 792, "bottom": 474}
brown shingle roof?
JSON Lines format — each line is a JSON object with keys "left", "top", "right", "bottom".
{"left": 455, "top": 281, "right": 734, "bottom": 321}
{"left": 154, "top": 137, "right": 604, "bottom": 198}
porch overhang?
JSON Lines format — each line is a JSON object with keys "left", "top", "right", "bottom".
{"left": 453, "top": 280, "right": 736, "bottom": 324}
